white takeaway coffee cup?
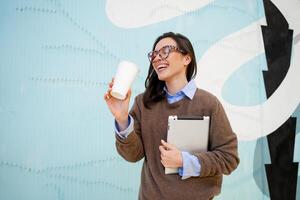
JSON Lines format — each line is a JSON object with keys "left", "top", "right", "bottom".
{"left": 110, "top": 60, "right": 139, "bottom": 100}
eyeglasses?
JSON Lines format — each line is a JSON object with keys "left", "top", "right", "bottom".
{"left": 147, "top": 45, "right": 185, "bottom": 63}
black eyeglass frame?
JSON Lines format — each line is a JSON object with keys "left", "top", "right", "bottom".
{"left": 147, "top": 45, "right": 185, "bottom": 63}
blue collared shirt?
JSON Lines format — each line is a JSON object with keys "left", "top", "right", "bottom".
{"left": 115, "top": 80, "right": 201, "bottom": 179}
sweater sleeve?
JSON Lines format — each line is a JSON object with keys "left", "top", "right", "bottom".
{"left": 195, "top": 98, "right": 239, "bottom": 177}
{"left": 115, "top": 96, "right": 145, "bottom": 162}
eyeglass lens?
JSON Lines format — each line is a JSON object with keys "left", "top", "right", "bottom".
{"left": 148, "top": 46, "right": 172, "bottom": 62}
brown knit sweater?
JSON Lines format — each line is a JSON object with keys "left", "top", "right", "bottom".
{"left": 115, "top": 89, "right": 239, "bottom": 200}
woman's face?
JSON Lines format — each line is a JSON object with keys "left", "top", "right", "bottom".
{"left": 151, "top": 37, "right": 191, "bottom": 83}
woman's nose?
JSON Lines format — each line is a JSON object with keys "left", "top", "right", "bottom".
{"left": 152, "top": 53, "right": 161, "bottom": 63}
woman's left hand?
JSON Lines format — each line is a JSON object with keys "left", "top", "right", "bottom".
{"left": 159, "top": 140, "right": 183, "bottom": 168}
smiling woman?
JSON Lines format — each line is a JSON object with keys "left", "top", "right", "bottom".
{"left": 143, "top": 33, "right": 197, "bottom": 107}
{"left": 104, "top": 32, "right": 239, "bottom": 200}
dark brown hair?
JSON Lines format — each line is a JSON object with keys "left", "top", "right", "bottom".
{"left": 143, "top": 32, "right": 197, "bottom": 108}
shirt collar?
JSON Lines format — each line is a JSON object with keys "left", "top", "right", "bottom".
{"left": 164, "top": 79, "right": 197, "bottom": 100}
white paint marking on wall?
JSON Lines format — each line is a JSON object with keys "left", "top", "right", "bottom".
{"left": 195, "top": 18, "right": 300, "bottom": 141}
{"left": 105, "top": 0, "right": 214, "bottom": 28}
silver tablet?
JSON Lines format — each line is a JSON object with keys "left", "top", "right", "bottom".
{"left": 165, "top": 115, "right": 210, "bottom": 174}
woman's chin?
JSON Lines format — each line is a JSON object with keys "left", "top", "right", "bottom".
{"left": 156, "top": 72, "right": 168, "bottom": 81}
{"left": 157, "top": 75, "right": 167, "bottom": 81}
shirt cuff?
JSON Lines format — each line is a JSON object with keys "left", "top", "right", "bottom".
{"left": 178, "top": 151, "right": 201, "bottom": 180}
{"left": 114, "top": 115, "right": 134, "bottom": 139}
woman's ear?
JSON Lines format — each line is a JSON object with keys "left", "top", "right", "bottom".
{"left": 183, "top": 55, "right": 191, "bottom": 66}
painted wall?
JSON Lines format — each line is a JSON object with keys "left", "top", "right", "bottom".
{"left": 1, "top": 0, "right": 299, "bottom": 199}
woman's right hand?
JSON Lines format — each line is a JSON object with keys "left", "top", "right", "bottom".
{"left": 104, "top": 78, "right": 131, "bottom": 129}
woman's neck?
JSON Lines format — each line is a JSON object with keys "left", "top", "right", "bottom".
{"left": 165, "top": 78, "right": 188, "bottom": 95}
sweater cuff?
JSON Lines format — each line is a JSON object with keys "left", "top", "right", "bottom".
{"left": 115, "top": 127, "right": 137, "bottom": 144}
{"left": 115, "top": 115, "right": 134, "bottom": 139}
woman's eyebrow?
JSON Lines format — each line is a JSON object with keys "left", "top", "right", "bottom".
{"left": 155, "top": 45, "right": 171, "bottom": 51}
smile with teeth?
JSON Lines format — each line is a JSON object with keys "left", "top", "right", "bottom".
{"left": 156, "top": 64, "right": 168, "bottom": 72}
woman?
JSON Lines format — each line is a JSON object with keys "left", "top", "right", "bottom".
{"left": 104, "top": 32, "right": 239, "bottom": 200}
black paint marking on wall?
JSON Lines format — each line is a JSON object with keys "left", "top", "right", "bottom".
{"left": 261, "top": 0, "right": 298, "bottom": 200}
{"left": 265, "top": 118, "right": 298, "bottom": 200}
{"left": 261, "top": 0, "right": 293, "bottom": 98}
